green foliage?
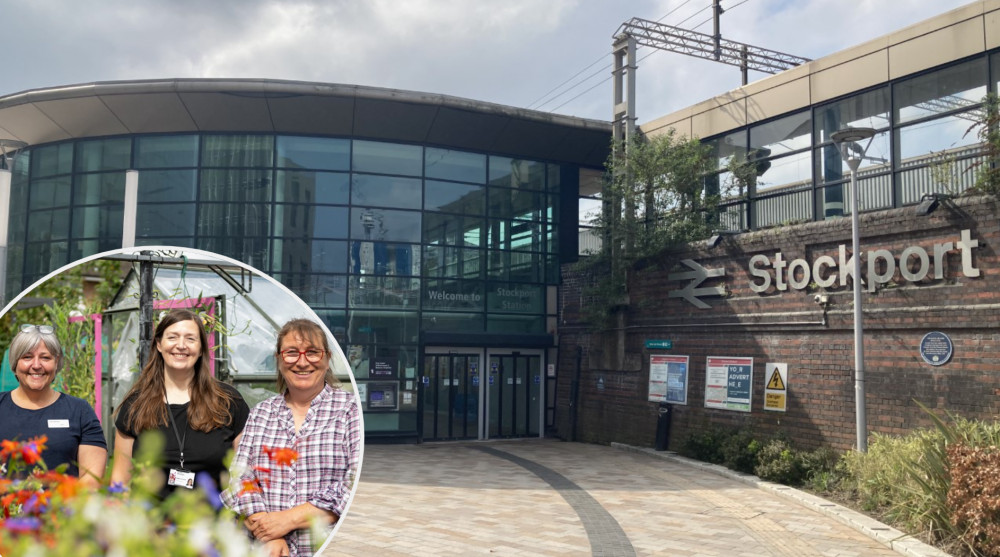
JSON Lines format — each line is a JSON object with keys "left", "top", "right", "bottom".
{"left": 578, "top": 130, "right": 720, "bottom": 327}
{"left": 0, "top": 260, "right": 124, "bottom": 401}
{"left": 679, "top": 427, "right": 729, "bottom": 464}
{"left": 947, "top": 444, "right": 1000, "bottom": 557}
{"left": 754, "top": 438, "right": 807, "bottom": 485}
{"left": 719, "top": 428, "right": 759, "bottom": 474}
{"left": 968, "top": 93, "right": 1000, "bottom": 196}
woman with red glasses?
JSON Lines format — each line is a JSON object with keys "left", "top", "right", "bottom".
{"left": 223, "top": 318, "right": 361, "bottom": 557}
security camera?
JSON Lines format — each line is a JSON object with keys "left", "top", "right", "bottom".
{"left": 813, "top": 294, "right": 829, "bottom": 305}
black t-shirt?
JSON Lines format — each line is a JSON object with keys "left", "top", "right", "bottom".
{"left": 0, "top": 391, "right": 107, "bottom": 477}
{"left": 115, "top": 382, "right": 249, "bottom": 496}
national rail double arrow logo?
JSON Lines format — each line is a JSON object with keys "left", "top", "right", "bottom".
{"left": 667, "top": 259, "right": 725, "bottom": 309}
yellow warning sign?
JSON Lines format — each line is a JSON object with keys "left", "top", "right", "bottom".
{"left": 767, "top": 369, "right": 786, "bottom": 390}
{"left": 765, "top": 393, "right": 785, "bottom": 408}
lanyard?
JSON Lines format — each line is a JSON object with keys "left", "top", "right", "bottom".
{"left": 166, "top": 404, "right": 188, "bottom": 469}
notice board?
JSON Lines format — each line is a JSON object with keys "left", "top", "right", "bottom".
{"left": 705, "top": 356, "right": 753, "bottom": 412}
{"left": 648, "top": 355, "right": 689, "bottom": 404}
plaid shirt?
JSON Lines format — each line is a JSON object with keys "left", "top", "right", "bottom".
{"left": 222, "top": 384, "right": 362, "bottom": 557}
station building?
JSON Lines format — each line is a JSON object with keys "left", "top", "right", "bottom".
{"left": 1, "top": 1, "right": 997, "bottom": 448}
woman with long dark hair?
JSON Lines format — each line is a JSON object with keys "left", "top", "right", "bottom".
{"left": 111, "top": 308, "right": 249, "bottom": 496}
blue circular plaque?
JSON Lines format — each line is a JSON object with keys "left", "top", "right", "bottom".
{"left": 920, "top": 332, "right": 953, "bottom": 366}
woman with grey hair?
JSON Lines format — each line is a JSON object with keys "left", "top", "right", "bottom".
{"left": 0, "top": 324, "right": 107, "bottom": 486}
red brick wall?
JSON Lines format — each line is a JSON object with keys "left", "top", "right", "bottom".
{"left": 556, "top": 195, "right": 1000, "bottom": 451}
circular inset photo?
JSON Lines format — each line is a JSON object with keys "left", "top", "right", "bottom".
{"left": 0, "top": 246, "right": 363, "bottom": 557}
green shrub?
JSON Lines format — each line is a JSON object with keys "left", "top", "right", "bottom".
{"left": 754, "top": 439, "right": 806, "bottom": 485}
{"left": 720, "top": 428, "right": 759, "bottom": 474}
{"left": 680, "top": 427, "right": 728, "bottom": 464}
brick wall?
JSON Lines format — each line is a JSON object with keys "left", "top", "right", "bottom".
{"left": 555, "top": 195, "right": 1000, "bottom": 451}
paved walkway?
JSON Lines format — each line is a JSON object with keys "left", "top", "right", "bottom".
{"left": 321, "top": 439, "right": 948, "bottom": 557}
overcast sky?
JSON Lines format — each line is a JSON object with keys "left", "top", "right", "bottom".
{"left": 2, "top": 0, "right": 975, "bottom": 123}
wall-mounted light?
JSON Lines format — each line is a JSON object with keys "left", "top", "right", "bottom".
{"left": 915, "top": 193, "right": 949, "bottom": 216}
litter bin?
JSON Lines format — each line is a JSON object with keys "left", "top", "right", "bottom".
{"left": 655, "top": 403, "right": 672, "bottom": 451}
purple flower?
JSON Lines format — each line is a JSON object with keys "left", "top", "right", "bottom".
{"left": 5, "top": 516, "right": 42, "bottom": 533}
{"left": 108, "top": 482, "right": 129, "bottom": 494}
{"left": 196, "top": 472, "right": 222, "bottom": 511}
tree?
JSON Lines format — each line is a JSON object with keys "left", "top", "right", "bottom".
{"left": 578, "top": 130, "right": 721, "bottom": 327}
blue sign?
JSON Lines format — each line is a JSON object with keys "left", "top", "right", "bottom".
{"left": 645, "top": 339, "right": 673, "bottom": 350}
{"left": 920, "top": 331, "right": 953, "bottom": 366}
{"left": 472, "top": 375, "right": 480, "bottom": 386}
{"left": 489, "top": 376, "right": 494, "bottom": 385}
{"left": 534, "top": 375, "right": 540, "bottom": 384}
{"left": 422, "top": 376, "right": 429, "bottom": 385}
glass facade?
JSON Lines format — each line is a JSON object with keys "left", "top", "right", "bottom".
{"left": 7, "top": 134, "right": 572, "bottom": 438}
{"left": 704, "top": 53, "right": 996, "bottom": 231}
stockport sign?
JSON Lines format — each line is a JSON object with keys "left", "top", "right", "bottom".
{"left": 670, "top": 229, "right": 981, "bottom": 308}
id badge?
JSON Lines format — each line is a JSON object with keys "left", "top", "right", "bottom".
{"left": 167, "top": 468, "right": 196, "bottom": 489}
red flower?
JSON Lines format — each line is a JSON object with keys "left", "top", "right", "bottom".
{"left": 0, "top": 439, "right": 18, "bottom": 460}
{"left": 238, "top": 479, "right": 263, "bottom": 496}
{"left": 20, "top": 436, "right": 47, "bottom": 466}
{"left": 262, "top": 446, "right": 298, "bottom": 467}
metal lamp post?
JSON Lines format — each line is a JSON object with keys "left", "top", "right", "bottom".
{"left": 830, "top": 127, "right": 876, "bottom": 453}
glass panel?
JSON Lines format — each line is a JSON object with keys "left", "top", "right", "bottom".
{"left": 276, "top": 136, "right": 349, "bottom": 171}
{"left": 138, "top": 170, "right": 197, "bottom": 202}
{"left": 547, "top": 164, "right": 561, "bottom": 193}
{"left": 276, "top": 170, "right": 349, "bottom": 204}
{"left": 347, "top": 311, "right": 418, "bottom": 344}
{"left": 509, "top": 252, "right": 544, "bottom": 283}
{"left": 352, "top": 140, "right": 422, "bottom": 176}
{"left": 200, "top": 169, "right": 272, "bottom": 202}
{"left": 351, "top": 174, "right": 421, "bottom": 209}
{"left": 136, "top": 204, "right": 196, "bottom": 237}
{"left": 489, "top": 157, "right": 545, "bottom": 190}
{"left": 547, "top": 194, "right": 559, "bottom": 224}
{"left": 75, "top": 138, "right": 131, "bottom": 172}
{"left": 707, "top": 130, "right": 747, "bottom": 171}
{"left": 425, "top": 180, "right": 485, "bottom": 214}
{"left": 272, "top": 238, "right": 348, "bottom": 273}
{"left": 423, "top": 213, "right": 485, "bottom": 247}
{"left": 349, "top": 208, "right": 421, "bottom": 243}
{"left": 197, "top": 203, "right": 269, "bottom": 236}
{"left": 201, "top": 135, "right": 274, "bottom": 167}
{"left": 74, "top": 172, "right": 125, "bottom": 205}
{"left": 422, "top": 245, "right": 482, "bottom": 279}
{"left": 197, "top": 236, "right": 269, "bottom": 270}
{"left": 135, "top": 135, "right": 199, "bottom": 168}
{"left": 30, "top": 176, "right": 72, "bottom": 209}
{"left": 755, "top": 151, "right": 812, "bottom": 193}
{"left": 898, "top": 156, "right": 983, "bottom": 204}
{"left": 750, "top": 111, "right": 811, "bottom": 157}
{"left": 486, "top": 314, "right": 545, "bottom": 334}
{"left": 28, "top": 209, "right": 70, "bottom": 241}
{"left": 275, "top": 205, "right": 349, "bottom": 239}
{"left": 546, "top": 224, "right": 559, "bottom": 255}
{"left": 815, "top": 87, "right": 890, "bottom": 143}
{"left": 349, "top": 276, "right": 420, "bottom": 309}
{"left": 25, "top": 241, "right": 69, "bottom": 279}
{"left": 273, "top": 273, "right": 348, "bottom": 307}
{"left": 423, "top": 279, "right": 484, "bottom": 311}
{"left": 135, "top": 237, "right": 196, "bottom": 249}
{"left": 487, "top": 220, "right": 546, "bottom": 252}
{"left": 421, "top": 312, "right": 484, "bottom": 332}
{"left": 70, "top": 238, "right": 124, "bottom": 261}
{"left": 488, "top": 187, "right": 543, "bottom": 220}
{"left": 487, "top": 283, "right": 544, "bottom": 314}
{"left": 753, "top": 189, "right": 813, "bottom": 228}
{"left": 350, "top": 241, "right": 418, "bottom": 276}
{"left": 897, "top": 112, "right": 983, "bottom": 163}
{"left": 895, "top": 58, "right": 987, "bottom": 125}
{"left": 30, "top": 144, "right": 73, "bottom": 178}
{"left": 425, "top": 148, "right": 486, "bottom": 183}
{"left": 72, "top": 206, "right": 123, "bottom": 239}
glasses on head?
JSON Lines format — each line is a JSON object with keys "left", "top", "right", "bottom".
{"left": 20, "top": 324, "right": 54, "bottom": 334}
{"left": 279, "top": 349, "right": 326, "bottom": 364}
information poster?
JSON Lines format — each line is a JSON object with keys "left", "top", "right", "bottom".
{"left": 649, "top": 355, "right": 689, "bottom": 404}
{"left": 705, "top": 356, "right": 753, "bottom": 412}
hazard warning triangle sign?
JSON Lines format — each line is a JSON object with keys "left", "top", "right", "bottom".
{"left": 767, "top": 369, "right": 785, "bottom": 390}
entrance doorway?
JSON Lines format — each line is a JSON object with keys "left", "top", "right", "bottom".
{"left": 421, "top": 348, "right": 543, "bottom": 441}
